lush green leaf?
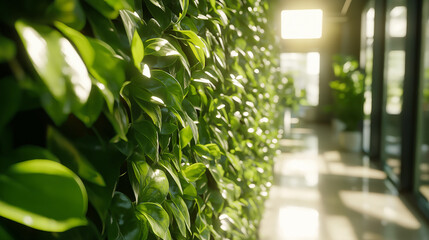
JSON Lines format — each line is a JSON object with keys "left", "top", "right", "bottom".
{"left": 182, "top": 163, "right": 206, "bottom": 182}
{"left": 135, "top": 202, "right": 171, "bottom": 240}
{"left": 74, "top": 86, "right": 104, "bottom": 127}
{"left": 144, "top": 38, "right": 190, "bottom": 74}
{"left": 105, "top": 103, "right": 129, "bottom": 141}
{"left": 161, "top": 122, "right": 178, "bottom": 135}
{"left": 133, "top": 120, "right": 159, "bottom": 162}
{"left": 174, "top": 29, "right": 208, "bottom": 68}
{"left": 159, "top": 157, "right": 182, "bottom": 194}
{"left": 131, "top": 69, "right": 184, "bottom": 110}
{"left": 132, "top": 30, "right": 144, "bottom": 70}
{"left": 129, "top": 158, "right": 169, "bottom": 203}
{"left": 16, "top": 20, "right": 92, "bottom": 107}
{"left": 178, "top": 0, "right": 189, "bottom": 23}
{"left": 107, "top": 192, "right": 147, "bottom": 240}
{"left": 0, "top": 160, "right": 87, "bottom": 232}
{"left": 134, "top": 99, "right": 162, "bottom": 130}
{"left": 179, "top": 125, "right": 193, "bottom": 149}
{"left": 145, "top": 0, "right": 165, "bottom": 11}
{"left": 55, "top": 21, "right": 124, "bottom": 112}
{"left": 119, "top": 10, "right": 145, "bottom": 43}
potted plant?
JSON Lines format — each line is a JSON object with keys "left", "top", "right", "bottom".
{"left": 330, "top": 55, "right": 365, "bottom": 152}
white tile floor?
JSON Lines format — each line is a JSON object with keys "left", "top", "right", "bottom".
{"left": 259, "top": 124, "right": 429, "bottom": 240}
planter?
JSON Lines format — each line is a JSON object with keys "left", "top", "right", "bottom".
{"left": 338, "top": 131, "right": 362, "bottom": 152}
{"left": 331, "top": 118, "right": 346, "bottom": 133}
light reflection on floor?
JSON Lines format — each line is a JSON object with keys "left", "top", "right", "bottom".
{"left": 259, "top": 124, "right": 429, "bottom": 240}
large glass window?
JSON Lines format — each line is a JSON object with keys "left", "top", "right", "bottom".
{"left": 361, "top": 1, "right": 375, "bottom": 153}
{"left": 382, "top": 0, "right": 407, "bottom": 184}
{"left": 280, "top": 52, "right": 320, "bottom": 106}
{"left": 416, "top": 0, "right": 429, "bottom": 202}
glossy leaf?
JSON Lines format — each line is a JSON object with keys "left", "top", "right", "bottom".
{"left": 56, "top": 22, "right": 124, "bottom": 112}
{"left": 132, "top": 30, "right": 144, "bottom": 70}
{"left": 135, "top": 202, "right": 171, "bottom": 240}
{"left": 182, "top": 99, "right": 198, "bottom": 121}
{"left": 133, "top": 120, "right": 159, "bottom": 161}
{"left": 159, "top": 157, "right": 182, "bottom": 194}
{"left": 131, "top": 69, "right": 183, "bottom": 110}
{"left": 129, "top": 159, "right": 169, "bottom": 203}
{"left": 227, "top": 152, "right": 242, "bottom": 172}
{"left": 134, "top": 98, "right": 162, "bottom": 130}
{"left": 108, "top": 192, "right": 147, "bottom": 240}
{"left": 120, "top": 10, "right": 145, "bottom": 43}
{"left": 178, "top": 0, "right": 189, "bottom": 23}
{"left": 179, "top": 125, "right": 193, "bottom": 149}
{"left": 16, "top": 20, "right": 91, "bottom": 106}
{"left": 105, "top": 103, "right": 129, "bottom": 141}
{"left": 175, "top": 29, "right": 208, "bottom": 67}
{"left": 74, "top": 86, "right": 104, "bottom": 127}
{"left": 0, "top": 160, "right": 87, "bottom": 232}
{"left": 193, "top": 144, "right": 214, "bottom": 161}
{"left": 171, "top": 194, "right": 191, "bottom": 231}
{"left": 161, "top": 122, "right": 177, "bottom": 135}
{"left": 144, "top": 1, "right": 172, "bottom": 31}
{"left": 182, "top": 163, "right": 206, "bottom": 182}
{"left": 145, "top": 0, "right": 165, "bottom": 11}
{"left": 144, "top": 38, "right": 190, "bottom": 74}
{"left": 181, "top": 179, "right": 197, "bottom": 199}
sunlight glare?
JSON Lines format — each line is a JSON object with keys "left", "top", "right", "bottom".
{"left": 281, "top": 9, "right": 323, "bottom": 39}
{"left": 60, "top": 38, "right": 91, "bottom": 102}
{"left": 340, "top": 191, "right": 421, "bottom": 229}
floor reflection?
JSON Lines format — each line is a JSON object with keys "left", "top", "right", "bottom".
{"left": 278, "top": 206, "right": 319, "bottom": 239}
{"left": 259, "top": 124, "right": 429, "bottom": 240}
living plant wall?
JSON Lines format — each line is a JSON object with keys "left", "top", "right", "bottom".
{"left": 0, "top": 0, "right": 283, "bottom": 239}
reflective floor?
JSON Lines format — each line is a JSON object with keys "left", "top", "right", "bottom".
{"left": 259, "top": 124, "right": 429, "bottom": 240}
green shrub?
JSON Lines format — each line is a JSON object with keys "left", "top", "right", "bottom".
{"left": 330, "top": 55, "right": 365, "bottom": 131}
{"left": 0, "top": 0, "right": 282, "bottom": 239}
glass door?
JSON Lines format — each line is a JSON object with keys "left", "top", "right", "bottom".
{"left": 415, "top": 0, "right": 429, "bottom": 215}
{"left": 382, "top": 0, "right": 407, "bottom": 185}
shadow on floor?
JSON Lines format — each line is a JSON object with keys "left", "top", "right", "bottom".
{"left": 259, "top": 123, "right": 429, "bottom": 240}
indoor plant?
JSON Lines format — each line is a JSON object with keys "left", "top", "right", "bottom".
{"left": 330, "top": 55, "right": 365, "bottom": 152}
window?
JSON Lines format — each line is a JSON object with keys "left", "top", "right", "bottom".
{"left": 281, "top": 9, "right": 323, "bottom": 39}
{"left": 280, "top": 52, "right": 320, "bottom": 106}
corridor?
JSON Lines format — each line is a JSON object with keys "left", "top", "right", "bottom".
{"left": 259, "top": 124, "right": 429, "bottom": 240}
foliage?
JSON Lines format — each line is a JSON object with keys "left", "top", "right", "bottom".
{"left": 0, "top": 0, "right": 281, "bottom": 239}
{"left": 330, "top": 55, "right": 365, "bottom": 131}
